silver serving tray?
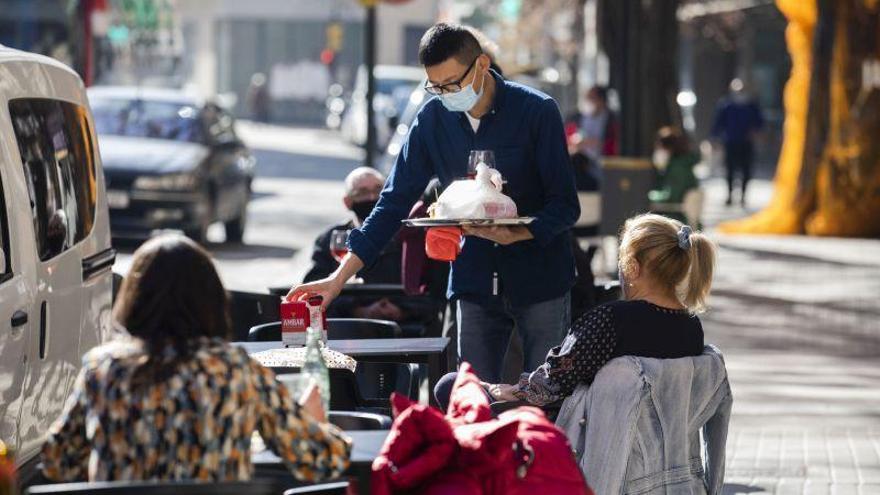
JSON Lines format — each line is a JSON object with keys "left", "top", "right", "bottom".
{"left": 402, "top": 217, "right": 535, "bottom": 227}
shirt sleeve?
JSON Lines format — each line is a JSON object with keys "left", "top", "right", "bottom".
{"left": 348, "top": 116, "right": 433, "bottom": 267}
{"left": 41, "top": 368, "right": 90, "bottom": 481}
{"left": 515, "top": 304, "right": 617, "bottom": 405}
{"left": 254, "top": 364, "right": 352, "bottom": 482}
{"left": 525, "top": 98, "right": 581, "bottom": 246}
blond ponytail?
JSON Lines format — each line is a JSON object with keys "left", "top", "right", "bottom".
{"left": 682, "top": 231, "right": 715, "bottom": 313}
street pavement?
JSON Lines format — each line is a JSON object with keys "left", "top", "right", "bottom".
{"left": 112, "top": 123, "right": 880, "bottom": 493}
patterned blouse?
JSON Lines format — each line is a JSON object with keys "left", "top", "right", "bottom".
{"left": 42, "top": 337, "right": 351, "bottom": 482}
{"left": 515, "top": 300, "right": 704, "bottom": 405}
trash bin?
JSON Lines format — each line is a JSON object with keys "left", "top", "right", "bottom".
{"left": 599, "top": 156, "right": 655, "bottom": 236}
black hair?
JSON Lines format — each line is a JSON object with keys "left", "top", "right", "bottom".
{"left": 588, "top": 85, "right": 609, "bottom": 104}
{"left": 418, "top": 22, "right": 483, "bottom": 67}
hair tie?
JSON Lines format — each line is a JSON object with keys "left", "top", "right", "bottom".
{"left": 677, "top": 225, "right": 693, "bottom": 250}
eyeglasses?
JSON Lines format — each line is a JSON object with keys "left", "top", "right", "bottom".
{"left": 424, "top": 57, "right": 480, "bottom": 96}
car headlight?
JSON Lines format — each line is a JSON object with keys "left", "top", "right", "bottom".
{"left": 134, "top": 173, "right": 196, "bottom": 191}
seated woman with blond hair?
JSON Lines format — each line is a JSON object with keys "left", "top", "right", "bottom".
{"left": 436, "top": 213, "right": 715, "bottom": 408}
{"left": 42, "top": 234, "right": 351, "bottom": 482}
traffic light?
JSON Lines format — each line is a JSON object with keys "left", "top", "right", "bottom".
{"left": 326, "top": 22, "right": 344, "bottom": 52}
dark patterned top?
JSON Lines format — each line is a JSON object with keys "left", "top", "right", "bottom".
{"left": 42, "top": 337, "right": 351, "bottom": 482}
{"left": 515, "top": 300, "right": 705, "bottom": 405}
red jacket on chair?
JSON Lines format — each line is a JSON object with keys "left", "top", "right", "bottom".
{"left": 372, "top": 364, "right": 594, "bottom": 495}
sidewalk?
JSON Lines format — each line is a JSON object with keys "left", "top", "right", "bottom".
{"left": 698, "top": 178, "right": 880, "bottom": 494}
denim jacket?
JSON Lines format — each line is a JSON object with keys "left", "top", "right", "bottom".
{"left": 555, "top": 345, "right": 732, "bottom": 495}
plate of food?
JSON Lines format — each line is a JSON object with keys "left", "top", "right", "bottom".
{"left": 403, "top": 163, "right": 533, "bottom": 228}
{"left": 402, "top": 217, "right": 535, "bottom": 227}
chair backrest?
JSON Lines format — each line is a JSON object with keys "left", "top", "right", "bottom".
{"left": 327, "top": 318, "right": 401, "bottom": 339}
{"left": 328, "top": 411, "right": 392, "bottom": 430}
{"left": 230, "top": 291, "right": 281, "bottom": 341}
{"left": 27, "top": 480, "right": 279, "bottom": 495}
{"left": 575, "top": 191, "right": 602, "bottom": 227}
{"left": 248, "top": 321, "right": 281, "bottom": 342}
{"left": 681, "top": 188, "right": 704, "bottom": 226}
{"left": 283, "top": 482, "right": 349, "bottom": 495}
{"left": 273, "top": 366, "right": 363, "bottom": 411}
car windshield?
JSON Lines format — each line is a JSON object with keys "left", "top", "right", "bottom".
{"left": 376, "top": 78, "right": 420, "bottom": 96}
{"left": 91, "top": 97, "right": 202, "bottom": 143}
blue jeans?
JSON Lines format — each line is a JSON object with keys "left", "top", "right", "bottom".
{"left": 457, "top": 292, "right": 570, "bottom": 383}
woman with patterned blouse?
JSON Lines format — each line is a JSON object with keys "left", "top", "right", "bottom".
{"left": 42, "top": 234, "right": 351, "bottom": 482}
{"left": 435, "top": 213, "right": 716, "bottom": 409}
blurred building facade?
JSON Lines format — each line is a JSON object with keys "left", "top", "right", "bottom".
{"left": 178, "top": 0, "right": 439, "bottom": 125}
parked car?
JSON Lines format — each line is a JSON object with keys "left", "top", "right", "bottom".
{"left": 0, "top": 45, "right": 115, "bottom": 481}
{"left": 341, "top": 65, "right": 424, "bottom": 150}
{"left": 88, "top": 86, "right": 256, "bottom": 243}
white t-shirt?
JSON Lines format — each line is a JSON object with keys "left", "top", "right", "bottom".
{"left": 465, "top": 112, "right": 481, "bottom": 132}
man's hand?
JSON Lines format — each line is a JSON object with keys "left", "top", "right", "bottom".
{"left": 354, "top": 298, "right": 403, "bottom": 321}
{"left": 462, "top": 225, "right": 534, "bottom": 245}
{"left": 485, "top": 383, "right": 520, "bottom": 402}
{"left": 286, "top": 276, "right": 343, "bottom": 310}
{"left": 298, "top": 382, "right": 327, "bottom": 423}
{"left": 287, "top": 252, "right": 365, "bottom": 310}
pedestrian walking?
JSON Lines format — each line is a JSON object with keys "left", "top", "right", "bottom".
{"left": 712, "top": 78, "right": 764, "bottom": 206}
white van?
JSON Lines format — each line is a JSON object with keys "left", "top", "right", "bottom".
{"left": 0, "top": 46, "right": 114, "bottom": 478}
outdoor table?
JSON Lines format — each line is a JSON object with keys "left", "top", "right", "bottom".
{"left": 236, "top": 337, "right": 450, "bottom": 405}
{"left": 253, "top": 429, "right": 388, "bottom": 494}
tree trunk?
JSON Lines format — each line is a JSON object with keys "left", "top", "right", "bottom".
{"left": 599, "top": 0, "right": 681, "bottom": 156}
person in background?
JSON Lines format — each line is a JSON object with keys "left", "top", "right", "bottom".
{"left": 649, "top": 126, "right": 700, "bottom": 223}
{"left": 436, "top": 213, "right": 714, "bottom": 410}
{"left": 289, "top": 23, "right": 579, "bottom": 385}
{"left": 245, "top": 72, "right": 270, "bottom": 123}
{"left": 568, "top": 85, "right": 619, "bottom": 161}
{"left": 42, "top": 234, "right": 350, "bottom": 482}
{"left": 711, "top": 78, "right": 764, "bottom": 207}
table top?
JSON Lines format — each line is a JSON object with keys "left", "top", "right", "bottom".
{"left": 253, "top": 430, "right": 388, "bottom": 467}
{"left": 236, "top": 337, "right": 449, "bottom": 359}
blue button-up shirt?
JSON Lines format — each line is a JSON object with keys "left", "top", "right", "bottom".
{"left": 348, "top": 71, "right": 579, "bottom": 305}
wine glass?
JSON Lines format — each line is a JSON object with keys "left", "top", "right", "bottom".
{"left": 329, "top": 229, "right": 350, "bottom": 263}
{"left": 467, "top": 150, "right": 496, "bottom": 178}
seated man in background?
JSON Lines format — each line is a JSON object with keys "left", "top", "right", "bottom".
{"left": 305, "top": 167, "right": 436, "bottom": 329}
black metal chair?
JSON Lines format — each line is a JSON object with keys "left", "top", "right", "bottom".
{"left": 272, "top": 366, "right": 387, "bottom": 413}
{"left": 230, "top": 290, "right": 281, "bottom": 341}
{"left": 26, "top": 480, "right": 280, "bottom": 495}
{"left": 328, "top": 411, "right": 392, "bottom": 430}
{"left": 248, "top": 320, "right": 417, "bottom": 402}
{"left": 283, "top": 482, "right": 349, "bottom": 495}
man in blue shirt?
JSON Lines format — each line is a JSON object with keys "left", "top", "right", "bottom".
{"left": 712, "top": 78, "right": 764, "bottom": 207}
{"left": 288, "top": 23, "right": 579, "bottom": 383}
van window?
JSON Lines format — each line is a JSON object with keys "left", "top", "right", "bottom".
{"left": 0, "top": 174, "right": 11, "bottom": 283}
{"left": 9, "top": 99, "right": 97, "bottom": 261}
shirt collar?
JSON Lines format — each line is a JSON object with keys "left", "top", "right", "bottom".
{"left": 487, "top": 69, "right": 506, "bottom": 115}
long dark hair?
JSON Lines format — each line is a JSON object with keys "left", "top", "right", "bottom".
{"left": 113, "top": 234, "right": 231, "bottom": 387}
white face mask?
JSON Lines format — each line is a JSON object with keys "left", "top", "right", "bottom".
{"left": 584, "top": 102, "right": 597, "bottom": 115}
{"left": 653, "top": 149, "right": 671, "bottom": 170}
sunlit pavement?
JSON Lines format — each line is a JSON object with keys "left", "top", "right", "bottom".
{"left": 699, "top": 178, "right": 880, "bottom": 494}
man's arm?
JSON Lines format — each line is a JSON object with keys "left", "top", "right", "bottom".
{"left": 288, "top": 117, "right": 433, "bottom": 307}
{"left": 525, "top": 98, "right": 580, "bottom": 246}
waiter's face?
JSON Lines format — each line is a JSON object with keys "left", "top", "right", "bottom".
{"left": 424, "top": 53, "right": 490, "bottom": 95}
